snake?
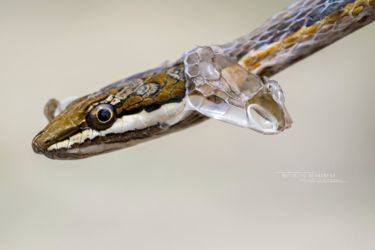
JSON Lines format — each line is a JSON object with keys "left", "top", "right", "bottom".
{"left": 32, "top": 0, "right": 375, "bottom": 159}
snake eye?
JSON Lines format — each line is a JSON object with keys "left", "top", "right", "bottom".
{"left": 86, "top": 104, "right": 117, "bottom": 130}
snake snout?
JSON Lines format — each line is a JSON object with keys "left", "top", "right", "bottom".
{"left": 31, "top": 131, "right": 51, "bottom": 154}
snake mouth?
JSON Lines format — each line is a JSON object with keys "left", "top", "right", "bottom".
{"left": 33, "top": 127, "right": 182, "bottom": 160}
{"left": 31, "top": 125, "right": 118, "bottom": 160}
{"left": 32, "top": 110, "right": 206, "bottom": 160}
{"left": 32, "top": 129, "right": 81, "bottom": 159}
{"left": 31, "top": 130, "right": 126, "bottom": 160}
{"left": 34, "top": 131, "right": 143, "bottom": 160}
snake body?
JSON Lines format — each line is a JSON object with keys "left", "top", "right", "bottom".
{"left": 32, "top": 0, "right": 374, "bottom": 159}
{"left": 228, "top": 0, "right": 374, "bottom": 76}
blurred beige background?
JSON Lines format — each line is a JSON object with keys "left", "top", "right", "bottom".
{"left": 0, "top": 0, "right": 374, "bottom": 249}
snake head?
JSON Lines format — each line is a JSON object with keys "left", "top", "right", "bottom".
{"left": 32, "top": 66, "right": 204, "bottom": 160}
{"left": 32, "top": 91, "right": 117, "bottom": 159}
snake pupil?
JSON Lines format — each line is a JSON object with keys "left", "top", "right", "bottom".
{"left": 97, "top": 108, "right": 111, "bottom": 123}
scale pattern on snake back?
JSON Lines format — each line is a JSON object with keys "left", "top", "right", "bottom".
{"left": 221, "top": 0, "right": 374, "bottom": 76}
